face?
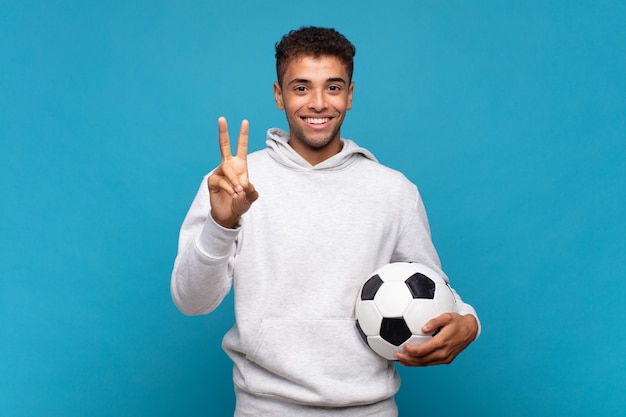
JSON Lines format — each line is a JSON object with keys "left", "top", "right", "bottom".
{"left": 274, "top": 55, "right": 354, "bottom": 164}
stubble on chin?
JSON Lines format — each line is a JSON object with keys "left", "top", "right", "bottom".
{"left": 289, "top": 123, "right": 340, "bottom": 150}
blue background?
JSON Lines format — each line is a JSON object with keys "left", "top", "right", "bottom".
{"left": 1, "top": 1, "right": 625, "bottom": 416}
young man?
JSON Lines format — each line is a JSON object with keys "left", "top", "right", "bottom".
{"left": 171, "top": 27, "right": 480, "bottom": 416}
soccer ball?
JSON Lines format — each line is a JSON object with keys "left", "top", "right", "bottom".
{"left": 355, "top": 262, "right": 457, "bottom": 360}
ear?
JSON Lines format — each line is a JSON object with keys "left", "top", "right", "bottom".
{"left": 274, "top": 82, "right": 284, "bottom": 110}
{"left": 347, "top": 81, "right": 354, "bottom": 110}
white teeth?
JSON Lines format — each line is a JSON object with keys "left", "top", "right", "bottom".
{"left": 304, "top": 117, "right": 329, "bottom": 124}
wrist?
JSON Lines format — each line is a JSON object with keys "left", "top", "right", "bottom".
{"left": 462, "top": 314, "right": 479, "bottom": 341}
{"left": 210, "top": 211, "right": 240, "bottom": 229}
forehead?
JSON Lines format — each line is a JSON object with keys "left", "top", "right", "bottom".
{"left": 283, "top": 55, "right": 349, "bottom": 82}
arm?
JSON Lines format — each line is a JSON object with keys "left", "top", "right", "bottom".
{"left": 170, "top": 118, "right": 258, "bottom": 315}
{"left": 391, "top": 188, "right": 480, "bottom": 366}
{"left": 170, "top": 180, "right": 238, "bottom": 315}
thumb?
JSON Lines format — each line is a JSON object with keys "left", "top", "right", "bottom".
{"left": 231, "top": 182, "right": 259, "bottom": 216}
{"left": 244, "top": 182, "right": 259, "bottom": 204}
{"left": 422, "top": 313, "right": 450, "bottom": 335}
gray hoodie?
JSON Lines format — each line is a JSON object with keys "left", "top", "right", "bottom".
{"left": 171, "top": 128, "right": 479, "bottom": 416}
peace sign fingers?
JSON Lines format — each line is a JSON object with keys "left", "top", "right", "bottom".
{"left": 218, "top": 116, "right": 250, "bottom": 160}
{"left": 208, "top": 117, "right": 258, "bottom": 228}
{"left": 216, "top": 117, "right": 250, "bottom": 189}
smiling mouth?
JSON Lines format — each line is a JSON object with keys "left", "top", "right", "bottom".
{"left": 303, "top": 117, "right": 331, "bottom": 124}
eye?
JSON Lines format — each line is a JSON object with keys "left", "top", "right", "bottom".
{"left": 328, "top": 85, "right": 342, "bottom": 93}
{"left": 294, "top": 85, "right": 307, "bottom": 93}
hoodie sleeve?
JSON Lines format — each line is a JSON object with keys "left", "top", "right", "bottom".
{"left": 170, "top": 176, "right": 238, "bottom": 316}
{"left": 392, "top": 186, "right": 482, "bottom": 338}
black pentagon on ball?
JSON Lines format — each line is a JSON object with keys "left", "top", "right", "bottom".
{"left": 356, "top": 321, "right": 368, "bottom": 344}
{"left": 405, "top": 273, "right": 436, "bottom": 299}
{"left": 360, "top": 274, "right": 383, "bottom": 300}
{"left": 380, "top": 317, "right": 412, "bottom": 346}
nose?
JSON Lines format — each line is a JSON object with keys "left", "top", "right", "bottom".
{"left": 308, "top": 90, "right": 327, "bottom": 111}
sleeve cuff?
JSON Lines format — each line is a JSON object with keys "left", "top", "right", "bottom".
{"left": 194, "top": 214, "right": 240, "bottom": 259}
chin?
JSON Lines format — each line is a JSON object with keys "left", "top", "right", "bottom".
{"left": 300, "top": 134, "right": 337, "bottom": 149}
{"left": 293, "top": 126, "right": 340, "bottom": 149}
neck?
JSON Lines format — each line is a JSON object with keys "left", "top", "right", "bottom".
{"left": 288, "top": 138, "right": 343, "bottom": 166}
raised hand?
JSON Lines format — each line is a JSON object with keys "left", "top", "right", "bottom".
{"left": 207, "top": 117, "right": 259, "bottom": 229}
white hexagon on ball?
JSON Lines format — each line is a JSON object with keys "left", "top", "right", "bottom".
{"left": 355, "top": 300, "right": 383, "bottom": 336}
{"left": 373, "top": 281, "right": 412, "bottom": 317}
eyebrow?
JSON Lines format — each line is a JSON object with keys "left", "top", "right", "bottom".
{"left": 287, "top": 77, "right": 348, "bottom": 86}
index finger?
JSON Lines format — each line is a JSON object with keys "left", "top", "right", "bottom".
{"left": 235, "top": 119, "right": 250, "bottom": 159}
{"left": 218, "top": 116, "right": 232, "bottom": 161}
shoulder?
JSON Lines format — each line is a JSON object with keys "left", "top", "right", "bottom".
{"left": 356, "top": 155, "right": 418, "bottom": 193}
{"left": 345, "top": 140, "right": 416, "bottom": 187}
{"left": 247, "top": 147, "right": 272, "bottom": 165}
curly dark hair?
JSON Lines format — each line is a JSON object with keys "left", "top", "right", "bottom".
{"left": 275, "top": 26, "right": 356, "bottom": 86}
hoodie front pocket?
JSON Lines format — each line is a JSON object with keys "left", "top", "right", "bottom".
{"left": 242, "top": 318, "right": 398, "bottom": 407}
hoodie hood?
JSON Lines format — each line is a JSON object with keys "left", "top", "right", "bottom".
{"left": 265, "top": 128, "right": 378, "bottom": 171}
